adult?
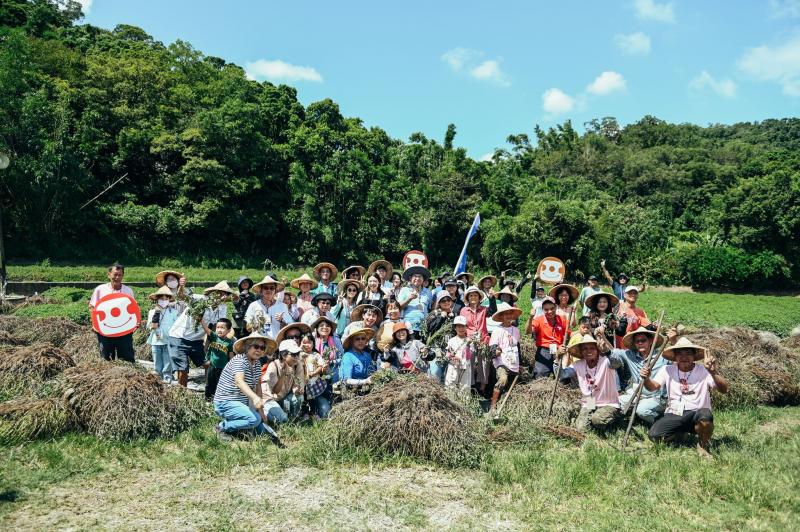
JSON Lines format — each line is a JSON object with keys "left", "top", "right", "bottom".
{"left": 561, "top": 334, "right": 623, "bottom": 433}
{"left": 146, "top": 285, "right": 178, "bottom": 382}
{"left": 442, "top": 278, "right": 464, "bottom": 315}
{"left": 341, "top": 265, "right": 366, "bottom": 282}
{"left": 300, "top": 292, "right": 336, "bottom": 327}
{"left": 485, "top": 285, "right": 521, "bottom": 333}
{"left": 343, "top": 304, "right": 383, "bottom": 338}
{"left": 530, "top": 286, "right": 546, "bottom": 318}
{"left": 244, "top": 275, "right": 295, "bottom": 339}
{"left": 423, "top": 290, "right": 458, "bottom": 382}
{"left": 578, "top": 275, "right": 603, "bottom": 317}
{"left": 615, "top": 286, "right": 653, "bottom": 347}
{"left": 311, "top": 316, "right": 343, "bottom": 384}
{"left": 332, "top": 279, "right": 364, "bottom": 337}
{"left": 357, "top": 273, "right": 388, "bottom": 317}
{"left": 478, "top": 275, "right": 498, "bottom": 311}
{"left": 386, "top": 271, "right": 404, "bottom": 303}
{"left": 339, "top": 327, "right": 376, "bottom": 386}
{"left": 455, "top": 272, "right": 475, "bottom": 288}
{"left": 291, "top": 273, "right": 316, "bottom": 318}
{"left": 601, "top": 259, "right": 647, "bottom": 301}
{"left": 275, "top": 322, "right": 311, "bottom": 347}
{"left": 641, "top": 337, "right": 729, "bottom": 458}
{"left": 499, "top": 270, "right": 532, "bottom": 296}
{"left": 89, "top": 263, "right": 137, "bottom": 362}
{"left": 310, "top": 262, "right": 338, "bottom": 296}
{"left": 397, "top": 266, "right": 433, "bottom": 339}
{"left": 432, "top": 270, "right": 451, "bottom": 295}
{"left": 386, "top": 322, "right": 427, "bottom": 373}
{"left": 232, "top": 276, "right": 256, "bottom": 338}
{"left": 549, "top": 284, "right": 578, "bottom": 329}
{"left": 367, "top": 259, "right": 394, "bottom": 291}
{"left": 261, "top": 339, "right": 305, "bottom": 425}
{"left": 525, "top": 296, "right": 567, "bottom": 379}
{"left": 169, "top": 281, "right": 235, "bottom": 387}
{"left": 212, "top": 331, "right": 281, "bottom": 445}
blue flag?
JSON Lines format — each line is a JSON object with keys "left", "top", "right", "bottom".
{"left": 453, "top": 213, "right": 481, "bottom": 275}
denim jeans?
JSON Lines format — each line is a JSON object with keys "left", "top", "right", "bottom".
{"left": 214, "top": 400, "right": 267, "bottom": 434}
{"left": 428, "top": 359, "right": 447, "bottom": 384}
{"left": 619, "top": 393, "right": 666, "bottom": 425}
{"left": 151, "top": 344, "right": 174, "bottom": 382}
{"left": 310, "top": 394, "right": 331, "bottom": 419}
{"left": 264, "top": 392, "right": 303, "bottom": 424}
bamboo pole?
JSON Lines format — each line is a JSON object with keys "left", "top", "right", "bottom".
{"left": 547, "top": 307, "right": 574, "bottom": 417}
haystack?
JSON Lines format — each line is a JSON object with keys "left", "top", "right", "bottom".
{"left": 63, "top": 362, "right": 208, "bottom": 440}
{"left": 0, "top": 397, "right": 73, "bottom": 443}
{"left": 690, "top": 327, "right": 800, "bottom": 408}
{"left": 62, "top": 330, "right": 101, "bottom": 364}
{"left": 503, "top": 378, "right": 583, "bottom": 425}
{"left": 0, "top": 316, "right": 83, "bottom": 346}
{"left": 327, "top": 375, "right": 486, "bottom": 467}
{"left": 0, "top": 344, "right": 75, "bottom": 381}
{"left": 0, "top": 330, "right": 25, "bottom": 346}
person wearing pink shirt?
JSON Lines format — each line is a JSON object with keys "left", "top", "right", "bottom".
{"left": 561, "top": 334, "right": 622, "bottom": 433}
{"left": 460, "top": 286, "right": 490, "bottom": 394}
{"left": 641, "top": 337, "right": 729, "bottom": 458}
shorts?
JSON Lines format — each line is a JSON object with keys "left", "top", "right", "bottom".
{"left": 171, "top": 338, "right": 205, "bottom": 371}
{"left": 648, "top": 408, "right": 713, "bottom": 440}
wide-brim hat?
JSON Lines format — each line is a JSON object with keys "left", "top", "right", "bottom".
{"left": 367, "top": 260, "right": 393, "bottom": 277}
{"left": 436, "top": 270, "right": 452, "bottom": 281}
{"left": 477, "top": 275, "right": 497, "bottom": 289}
{"left": 290, "top": 273, "right": 316, "bottom": 290}
{"left": 311, "top": 315, "right": 336, "bottom": 331}
{"left": 351, "top": 303, "right": 383, "bottom": 323}
{"left": 275, "top": 322, "right": 311, "bottom": 345}
{"left": 204, "top": 280, "right": 239, "bottom": 300}
{"left": 463, "top": 286, "right": 486, "bottom": 301}
{"left": 233, "top": 331, "right": 277, "bottom": 355}
{"left": 342, "top": 327, "right": 375, "bottom": 350}
{"left": 622, "top": 326, "right": 665, "bottom": 350}
{"left": 584, "top": 292, "right": 619, "bottom": 311}
{"left": 662, "top": 336, "right": 707, "bottom": 361}
{"left": 311, "top": 292, "right": 336, "bottom": 306}
{"left": 392, "top": 321, "right": 410, "bottom": 336}
{"left": 402, "top": 265, "right": 431, "bottom": 282}
{"left": 567, "top": 334, "right": 599, "bottom": 359}
{"left": 237, "top": 276, "right": 254, "bottom": 290}
{"left": 492, "top": 302, "right": 522, "bottom": 322}
{"left": 496, "top": 285, "right": 519, "bottom": 303}
{"left": 456, "top": 272, "right": 475, "bottom": 285}
{"left": 549, "top": 284, "right": 579, "bottom": 304}
{"left": 148, "top": 285, "right": 176, "bottom": 302}
{"left": 252, "top": 275, "right": 286, "bottom": 294}
{"left": 337, "top": 279, "right": 366, "bottom": 296}
{"left": 155, "top": 270, "right": 183, "bottom": 287}
{"left": 342, "top": 265, "right": 366, "bottom": 279}
{"left": 313, "top": 262, "right": 339, "bottom": 281}
{"left": 435, "top": 290, "right": 454, "bottom": 306}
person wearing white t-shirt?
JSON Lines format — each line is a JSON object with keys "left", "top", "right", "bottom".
{"left": 89, "top": 263, "right": 136, "bottom": 363}
{"left": 640, "top": 337, "right": 729, "bottom": 459}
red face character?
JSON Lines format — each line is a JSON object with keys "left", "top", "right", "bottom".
{"left": 92, "top": 293, "right": 141, "bottom": 338}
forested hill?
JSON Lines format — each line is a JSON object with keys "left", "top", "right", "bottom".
{"left": 1, "top": 0, "right": 798, "bottom": 289}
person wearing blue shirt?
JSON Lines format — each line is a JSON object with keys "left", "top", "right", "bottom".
{"left": 339, "top": 327, "right": 376, "bottom": 385}
{"left": 397, "top": 266, "right": 433, "bottom": 339}
{"left": 311, "top": 262, "right": 338, "bottom": 296}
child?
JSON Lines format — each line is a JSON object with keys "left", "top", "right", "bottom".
{"left": 444, "top": 316, "right": 473, "bottom": 394}
{"left": 386, "top": 322, "right": 427, "bottom": 373}
{"left": 201, "top": 318, "right": 235, "bottom": 402}
{"left": 300, "top": 332, "right": 331, "bottom": 419}
{"left": 147, "top": 286, "right": 178, "bottom": 383}
{"left": 489, "top": 303, "right": 522, "bottom": 412}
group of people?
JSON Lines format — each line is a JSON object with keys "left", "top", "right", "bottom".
{"left": 89, "top": 259, "right": 729, "bottom": 456}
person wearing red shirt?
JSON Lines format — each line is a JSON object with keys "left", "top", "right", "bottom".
{"left": 615, "top": 286, "right": 653, "bottom": 346}
{"left": 460, "top": 286, "right": 490, "bottom": 393}
{"left": 525, "top": 296, "right": 567, "bottom": 379}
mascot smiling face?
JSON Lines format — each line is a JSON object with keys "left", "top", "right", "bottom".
{"left": 92, "top": 293, "right": 141, "bottom": 337}
{"left": 536, "top": 257, "right": 566, "bottom": 285}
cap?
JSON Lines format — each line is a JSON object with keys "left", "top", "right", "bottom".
{"left": 624, "top": 285, "right": 640, "bottom": 293}
{"left": 278, "top": 340, "right": 302, "bottom": 354}
{"left": 588, "top": 275, "right": 598, "bottom": 281}
{"left": 453, "top": 316, "right": 467, "bottom": 326}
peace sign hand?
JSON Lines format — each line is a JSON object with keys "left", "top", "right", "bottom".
{"left": 705, "top": 353, "right": 718, "bottom": 374}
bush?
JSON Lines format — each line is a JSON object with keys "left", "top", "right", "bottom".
{"left": 678, "top": 244, "right": 789, "bottom": 289}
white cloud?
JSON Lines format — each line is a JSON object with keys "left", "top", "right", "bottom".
{"left": 244, "top": 59, "right": 322, "bottom": 83}
{"left": 586, "top": 71, "right": 627, "bottom": 95}
{"left": 542, "top": 88, "right": 575, "bottom": 116}
{"left": 441, "top": 48, "right": 478, "bottom": 72}
{"left": 633, "top": 0, "right": 675, "bottom": 22}
{"left": 77, "top": 0, "right": 93, "bottom": 13}
{"left": 469, "top": 60, "right": 510, "bottom": 86}
{"left": 770, "top": 0, "right": 800, "bottom": 18}
{"left": 738, "top": 35, "right": 800, "bottom": 96}
{"left": 614, "top": 32, "right": 651, "bottom": 55}
{"left": 689, "top": 71, "right": 737, "bottom": 98}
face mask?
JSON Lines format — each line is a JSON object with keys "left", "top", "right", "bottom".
{"left": 166, "top": 279, "right": 178, "bottom": 289}
{"left": 158, "top": 299, "right": 169, "bottom": 309}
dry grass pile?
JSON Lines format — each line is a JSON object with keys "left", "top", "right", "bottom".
{"left": 63, "top": 363, "right": 208, "bottom": 440}
{"left": 0, "top": 397, "right": 74, "bottom": 443}
{"left": 327, "top": 375, "right": 486, "bottom": 467}
{"left": 690, "top": 327, "right": 800, "bottom": 408}
{"left": 782, "top": 335, "right": 800, "bottom": 351}
{"left": 0, "top": 344, "right": 75, "bottom": 382}
{"left": 503, "top": 378, "right": 583, "bottom": 425}
{"left": 62, "top": 330, "right": 101, "bottom": 364}
{"left": 0, "top": 316, "right": 83, "bottom": 346}
{"left": 0, "top": 330, "right": 26, "bottom": 346}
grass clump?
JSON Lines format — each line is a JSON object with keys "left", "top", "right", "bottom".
{"left": 0, "top": 316, "right": 84, "bottom": 346}
{"left": 0, "top": 344, "right": 75, "bottom": 384}
{"left": 0, "top": 398, "right": 74, "bottom": 444}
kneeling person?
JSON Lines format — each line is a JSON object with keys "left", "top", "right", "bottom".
{"left": 640, "top": 337, "right": 729, "bottom": 458}
{"left": 261, "top": 340, "right": 306, "bottom": 425}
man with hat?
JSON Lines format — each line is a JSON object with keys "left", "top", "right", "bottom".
{"left": 342, "top": 265, "right": 366, "bottom": 282}
{"left": 342, "top": 303, "right": 383, "bottom": 339}
{"left": 561, "top": 334, "right": 624, "bottom": 433}
{"left": 212, "top": 331, "right": 282, "bottom": 445}
{"left": 578, "top": 275, "right": 603, "bottom": 317}
{"left": 300, "top": 292, "right": 336, "bottom": 327}
{"left": 640, "top": 337, "right": 729, "bottom": 457}
{"left": 311, "top": 262, "right": 338, "bottom": 296}
{"left": 531, "top": 285, "right": 547, "bottom": 318}
{"left": 397, "top": 266, "right": 433, "bottom": 339}
{"left": 244, "top": 275, "right": 295, "bottom": 339}
{"left": 232, "top": 276, "right": 256, "bottom": 338}
{"left": 525, "top": 296, "right": 568, "bottom": 379}
{"left": 601, "top": 259, "right": 647, "bottom": 301}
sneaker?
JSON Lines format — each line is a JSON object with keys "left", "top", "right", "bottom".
{"left": 214, "top": 424, "right": 233, "bottom": 443}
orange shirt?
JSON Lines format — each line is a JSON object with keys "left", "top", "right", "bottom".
{"left": 616, "top": 302, "right": 651, "bottom": 345}
{"left": 530, "top": 314, "right": 566, "bottom": 348}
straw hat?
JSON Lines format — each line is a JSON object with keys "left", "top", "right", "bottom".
{"left": 342, "top": 265, "right": 366, "bottom": 279}
{"left": 662, "top": 336, "right": 707, "bottom": 362}
{"left": 622, "top": 326, "right": 665, "bottom": 350}
{"left": 567, "top": 334, "right": 599, "bottom": 359}
{"left": 548, "top": 284, "right": 579, "bottom": 304}
{"left": 496, "top": 285, "right": 519, "bottom": 303}
{"left": 148, "top": 285, "right": 176, "bottom": 302}
{"left": 584, "top": 292, "right": 619, "bottom": 311}
{"left": 252, "top": 275, "right": 285, "bottom": 294}
{"left": 342, "top": 327, "right": 374, "bottom": 350}
{"left": 233, "top": 331, "right": 277, "bottom": 355}
{"left": 313, "top": 262, "right": 339, "bottom": 281}
{"left": 155, "top": 270, "right": 183, "bottom": 287}
{"left": 477, "top": 275, "right": 497, "bottom": 289}
{"left": 463, "top": 286, "right": 486, "bottom": 302}
{"left": 290, "top": 273, "right": 316, "bottom": 290}
{"left": 402, "top": 265, "right": 431, "bottom": 282}
{"left": 456, "top": 272, "right": 475, "bottom": 285}
{"left": 351, "top": 303, "right": 383, "bottom": 323}
{"left": 367, "top": 260, "right": 393, "bottom": 277}
{"left": 337, "top": 279, "right": 366, "bottom": 296}
{"left": 311, "top": 315, "right": 336, "bottom": 331}
{"left": 275, "top": 322, "right": 311, "bottom": 345}
{"left": 492, "top": 302, "right": 523, "bottom": 322}
{"left": 392, "top": 321, "right": 410, "bottom": 336}
{"left": 203, "top": 280, "right": 239, "bottom": 300}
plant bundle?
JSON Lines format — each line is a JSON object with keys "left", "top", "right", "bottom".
{"left": 0, "top": 330, "right": 26, "bottom": 346}
{"left": 62, "top": 330, "right": 102, "bottom": 365}
{"left": 0, "top": 344, "right": 75, "bottom": 382}
{"left": 0, "top": 316, "right": 83, "bottom": 347}
{"left": 0, "top": 397, "right": 74, "bottom": 444}
{"left": 503, "top": 378, "right": 583, "bottom": 425}
{"left": 327, "top": 375, "right": 486, "bottom": 467}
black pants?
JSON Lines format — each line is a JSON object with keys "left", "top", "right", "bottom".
{"left": 648, "top": 408, "right": 713, "bottom": 441}
{"left": 205, "top": 367, "right": 224, "bottom": 400}
{"left": 97, "top": 332, "right": 135, "bottom": 363}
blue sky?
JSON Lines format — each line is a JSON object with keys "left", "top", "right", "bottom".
{"left": 78, "top": 0, "right": 800, "bottom": 159}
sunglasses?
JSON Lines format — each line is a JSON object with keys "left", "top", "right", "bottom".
{"left": 251, "top": 343, "right": 267, "bottom": 351}
{"left": 353, "top": 336, "right": 367, "bottom": 342}
{"left": 285, "top": 334, "right": 301, "bottom": 340}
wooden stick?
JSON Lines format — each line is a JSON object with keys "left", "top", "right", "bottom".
{"left": 78, "top": 173, "right": 128, "bottom": 210}
{"left": 547, "top": 307, "right": 574, "bottom": 417}
{"left": 621, "top": 310, "right": 666, "bottom": 448}
{"left": 495, "top": 374, "right": 519, "bottom": 417}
